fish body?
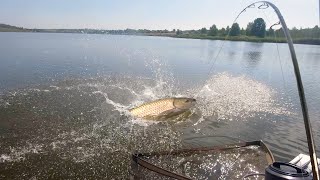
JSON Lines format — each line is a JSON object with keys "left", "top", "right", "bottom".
{"left": 129, "top": 97, "right": 196, "bottom": 121}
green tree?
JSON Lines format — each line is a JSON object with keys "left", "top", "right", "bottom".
{"left": 240, "top": 28, "right": 246, "bottom": 35}
{"left": 219, "top": 28, "right": 226, "bottom": 36}
{"left": 290, "top": 27, "right": 300, "bottom": 38}
{"left": 207, "top": 24, "right": 218, "bottom": 36}
{"left": 190, "top": 30, "right": 199, "bottom": 34}
{"left": 176, "top": 29, "right": 182, "bottom": 35}
{"left": 246, "top": 22, "right": 253, "bottom": 36}
{"left": 312, "top": 25, "right": 320, "bottom": 38}
{"left": 266, "top": 28, "right": 275, "bottom": 37}
{"left": 250, "top": 18, "right": 266, "bottom": 37}
{"left": 200, "top": 27, "right": 207, "bottom": 34}
{"left": 274, "top": 28, "right": 285, "bottom": 38}
{"left": 229, "top": 23, "right": 240, "bottom": 36}
{"left": 226, "top": 26, "right": 230, "bottom": 35}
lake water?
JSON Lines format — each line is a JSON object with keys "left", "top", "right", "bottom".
{"left": 0, "top": 32, "right": 319, "bottom": 179}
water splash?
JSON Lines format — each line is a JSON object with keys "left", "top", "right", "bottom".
{"left": 195, "top": 72, "right": 292, "bottom": 121}
{"left": 0, "top": 70, "right": 293, "bottom": 178}
{"left": 0, "top": 143, "right": 43, "bottom": 163}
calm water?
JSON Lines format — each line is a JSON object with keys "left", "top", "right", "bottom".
{"left": 0, "top": 32, "right": 319, "bottom": 179}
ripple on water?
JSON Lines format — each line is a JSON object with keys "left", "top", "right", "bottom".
{"left": 0, "top": 73, "right": 294, "bottom": 179}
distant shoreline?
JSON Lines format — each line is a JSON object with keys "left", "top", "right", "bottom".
{"left": 1, "top": 27, "right": 320, "bottom": 45}
{"left": 173, "top": 34, "right": 320, "bottom": 45}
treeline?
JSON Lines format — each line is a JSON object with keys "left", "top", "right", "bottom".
{"left": 2, "top": 21, "right": 320, "bottom": 39}
{"left": 1, "top": 21, "right": 320, "bottom": 44}
{"left": 178, "top": 18, "right": 320, "bottom": 40}
{"left": 0, "top": 23, "right": 30, "bottom": 32}
{"left": 175, "top": 18, "right": 320, "bottom": 44}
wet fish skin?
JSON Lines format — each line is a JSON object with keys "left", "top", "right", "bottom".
{"left": 129, "top": 97, "right": 196, "bottom": 121}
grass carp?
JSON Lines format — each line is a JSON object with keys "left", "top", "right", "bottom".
{"left": 129, "top": 97, "right": 196, "bottom": 121}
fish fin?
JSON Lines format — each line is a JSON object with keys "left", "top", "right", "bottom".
{"left": 143, "top": 115, "right": 159, "bottom": 120}
{"left": 159, "top": 109, "right": 188, "bottom": 120}
{"left": 141, "top": 109, "right": 192, "bottom": 121}
{"left": 158, "top": 108, "right": 181, "bottom": 116}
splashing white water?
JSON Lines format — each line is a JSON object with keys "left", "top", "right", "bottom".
{"left": 195, "top": 73, "right": 292, "bottom": 121}
{"left": 0, "top": 143, "right": 43, "bottom": 163}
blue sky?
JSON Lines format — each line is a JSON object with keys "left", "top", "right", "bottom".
{"left": 0, "top": 0, "right": 318, "bottom": 29}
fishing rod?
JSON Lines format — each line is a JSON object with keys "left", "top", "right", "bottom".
{"left": 239, "top": 1, "right": 319, "bottom": 179}
{"left": 196, "top": 1, "right": 319, "bottom": 179}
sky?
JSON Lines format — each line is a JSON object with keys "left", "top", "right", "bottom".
{"left": 0, "top": 0, "right": 319, "bottom": 30}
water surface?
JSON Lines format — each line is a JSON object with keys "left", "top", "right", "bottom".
{"left": 0, "top": 32, "right": 320, "bottom": 179}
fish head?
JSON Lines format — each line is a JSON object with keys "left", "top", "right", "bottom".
{"left": 173, "top": 98, "right": 196, "bottom": 110}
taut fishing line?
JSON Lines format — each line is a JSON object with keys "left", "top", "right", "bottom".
{"left": 260, "top": 7, "right": 288, "bottom": 92}
{"left": 193, "top": 2, "right": 269, "bottom": 98}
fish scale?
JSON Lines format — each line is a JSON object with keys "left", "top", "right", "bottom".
{"left": 130, "top": 98, "right": 175, "bottom": 118}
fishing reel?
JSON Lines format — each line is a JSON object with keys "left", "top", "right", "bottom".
{"left": 265, "top": 162, "right": 312, "bottom": 180}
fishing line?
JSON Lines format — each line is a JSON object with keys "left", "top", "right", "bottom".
{"left": 194, "top": 2, "right": 266, "bottom": 99}
{"left": 262, "top": 8, "right": 294, "bottom": 115}
{"left": 192, "top": 28, "right": 232, "bottom": 98}
{"left": 261, "top": 8, "right": 288, "bottom": 92}
{"left": 198, "top": 2, "right": 288, "bottom": 101}
{"left": 193, "top": 5, "right": 249, "bottom": 98}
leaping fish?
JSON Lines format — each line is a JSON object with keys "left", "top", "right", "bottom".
{"left": 129, "top": 97, "right": 196, "bottom": 121}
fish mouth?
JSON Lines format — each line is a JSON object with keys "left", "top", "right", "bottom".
{"left": 190, "top": 99, "right": 197, "bottom": 108}
{"left": 185, "top": 98, "right": 197, "bottom": 108}
{"left": 184, "top": 98, "right": 196, "bottom": 103}
{"left": 188, "top": 98, "right": 196, "bottom": 104}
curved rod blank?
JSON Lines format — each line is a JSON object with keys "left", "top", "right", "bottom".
{"left": 237, "top": 1, "right": 319, "bottom": 179}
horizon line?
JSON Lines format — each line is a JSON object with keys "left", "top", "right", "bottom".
{"left": 1, "top": 22, "right": 319, "bottom": 31}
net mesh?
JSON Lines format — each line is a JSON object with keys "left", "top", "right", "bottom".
{"left": 131, "top": 141, "right": 273, "bottom": 180}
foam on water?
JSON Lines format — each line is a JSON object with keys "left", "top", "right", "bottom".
{"left": 92, "top": 90, "right": 129, "bottom": 115}
{"left": 0, "top": 143, "right": 43, "bottom": 163}
{"left": 194, "top": 72, "right": 292, "bottom": 121}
